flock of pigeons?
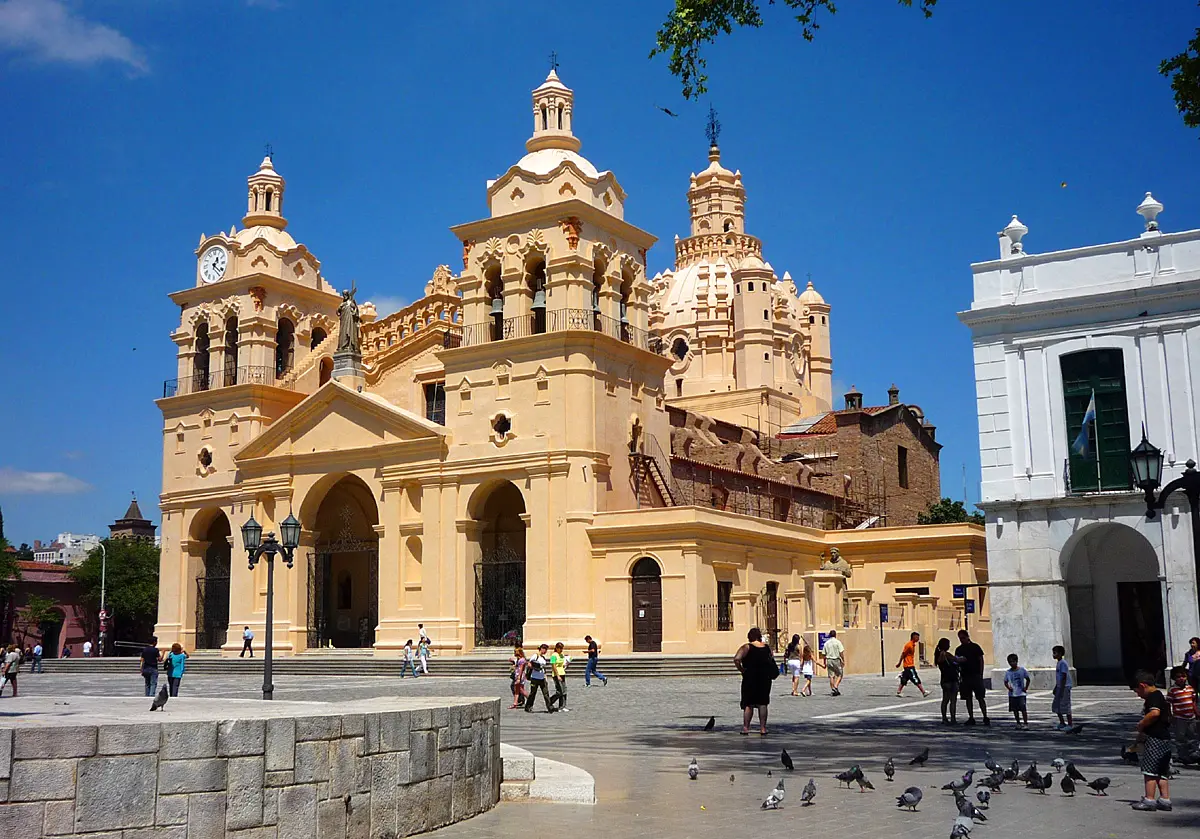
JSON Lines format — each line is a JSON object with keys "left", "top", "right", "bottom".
{"left": 686, "top": 739, "right": 1123, "bottom": 838}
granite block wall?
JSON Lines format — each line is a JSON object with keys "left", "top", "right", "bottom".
{"left": 0, "top": 701, "right": 500, "bottom": 839}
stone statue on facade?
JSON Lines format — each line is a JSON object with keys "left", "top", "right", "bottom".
{"left": 337, "top": 285, "right": 361, "bottom": 353}
{"left": 821, "top": 546, "right": 853, "bottom": 579}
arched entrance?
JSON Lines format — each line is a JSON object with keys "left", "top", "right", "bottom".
{"left": 195, "top": 511, "right": 232, "bottom": 650}
{"left": 40, "top": 608, "right": 65, "bottom": 659}
{"left": 470, "top": 481, "right": 526, "bottom": 646}
{"left": 631, "top": 557, "right": 663, "bottom": 652}
{"left": 306, "top": 475, "right": 380, "bottom": 649}
{"left": 1063, "top": 523, "right": 1166, "bottom": 684}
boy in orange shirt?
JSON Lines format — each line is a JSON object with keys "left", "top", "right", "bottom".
{"left": 896, "top": 632, "right": 928, "bottom": 697}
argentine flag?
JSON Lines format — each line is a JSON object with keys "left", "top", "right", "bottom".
{"left": 1072, "top": 390, "right": 1097, "bottom": 458}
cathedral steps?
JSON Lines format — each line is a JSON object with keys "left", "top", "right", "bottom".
{"left": 39, "top": 653, "right": 737, "bottom": 679}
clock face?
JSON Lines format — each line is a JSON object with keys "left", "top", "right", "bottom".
{"left": 200, "top": 246, "right": 228, "bottom": 284}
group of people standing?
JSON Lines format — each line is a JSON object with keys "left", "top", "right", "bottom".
{"left": 734, "top": 627, "right": 852, "bottom": 735}
{"left": 509, "top": 635, "right": 608, "bottom": 713}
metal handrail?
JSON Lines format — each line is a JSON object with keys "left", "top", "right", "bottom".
{"left": 460, "top": 308, "right": 665, "bottom": 354}
{"left": 163, "top": 365, "right": 295, "bottom": 398}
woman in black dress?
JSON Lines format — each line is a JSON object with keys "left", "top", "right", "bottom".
{"left": 934, "top": 637, "right": 960, "bottom": 725}
{"left": 734, "top": 627, "right": 778, "bottom": 735}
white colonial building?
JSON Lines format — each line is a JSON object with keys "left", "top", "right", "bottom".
{"left": 960, "top": 195, "right": 1200, "bottom": 685}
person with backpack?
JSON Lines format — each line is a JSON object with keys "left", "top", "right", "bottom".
{"left": 165, "top": 643, "right": 189, "bottom": 697}
{"left": 524, "top": 643, "right": 556, "bottom": 713}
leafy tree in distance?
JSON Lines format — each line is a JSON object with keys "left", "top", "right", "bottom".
{"left": 14, "top": 594, "right": 60, "bottom": 648}
{"left": 1161, "top": 3, "right": 1200, "bottom": 132}
{"left": 918, "top": 497, "right": 984, "bottom": 525}
{"left": 72, "top": 539, "right": 160, "bottom": 651}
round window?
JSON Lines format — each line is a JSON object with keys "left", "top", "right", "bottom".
{"left": 671, "top": 337, "right": 689, "bottom": 361}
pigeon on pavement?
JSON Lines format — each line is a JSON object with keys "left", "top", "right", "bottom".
{"left": 834, "top": 768, "right": 859, "bottom": 789}
{"left": 1065, "top": 762, "right": 1087, "bottom": 783}
{"left": 1002, "top": 766, "right": 1018, "bottom": 782}
{"left": 1017, "top": 762, "right": 1039, "bottom": 783}
{"left": 1066, "top": 723, "right": 1085, "bottom": 734}
{"left": 1026, "top": 772, "right": 1052, "bottom": 794}
{"left": 958, "top": 797, "right": 988, "bottom": 822}
{"left": 801, "top": 779, "right": 817, "bottom": 806}
{"left": 856, "top": 773, "right": 875, "bottom": 792}
{"left": 976, "top": 789, "right": 991, "bottom": 808}
{"left": 150, "top": 685, "right": 169, "bottom": 712}
{"left": 1051, "top": 757, "right": 1065, "bottom": 772}
{"left": 910, "top": 747, "right": 930, "bottom": 766}
{"left": 729, "top": 774, "right": 735, "bottom": 784}
{"left": 703, "top": 716, "right": 715, "bottom": 731}
{"left": 782, "top": 749, "right": 794, "bottom": 771}
{"left": 953, "top": 816, "right": 975, "bottom": 836}
{"left": 896, "top": 786, "right": 923, "bottom": 810}
{"left": 1086, "top": 777, "right": 1111, "bottom": 796}
{"left": 977, "top": 774, "right": 1003, "bottom": 793}
{"left": 950, "top": 823, "right": 971, "bottom": 839}
{"left": 1060, "top": 775, "right": 1075, "bottom": 796}
{"left": 884, "top": 757, "right": 896, "bottom": 782}
{"left": 762, "top": 779, "right": 786, "bottom": 809}
{"left": 942, "top": 770, "right": 974, "bottom": 792}
{"left": 688, "top": 758, "right": 698, "bottom": 780}
{"left": 984, "top": 753, "right": 1002, "bottom": 775}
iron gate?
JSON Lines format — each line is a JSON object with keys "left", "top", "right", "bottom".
{"left": 755, "top": 585, "right": 789, "bottom": 653}
{"left": 306, "top": 540, "right": 378, "bottom": 650}
{"left": 474, "top": 541, "right": 525, "bottom": 646}
{"left": 195, "top": 575, "right": 231, "bottom": 650}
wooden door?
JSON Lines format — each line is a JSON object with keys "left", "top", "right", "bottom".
{"left": 631, "top": 558, "right": 663, "bottom": 652}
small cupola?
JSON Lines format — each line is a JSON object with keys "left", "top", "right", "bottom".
{"left": 844, "top": 385, "right": 862, "bottom": 411}
{"left": 243, "top": 155, "right": 287, "bottom": 230}
{"left": 888, "top": 383, "right": 900, "bottom": 406}
{"left": 526, "top": 69, "right": 581, "bottom": 154}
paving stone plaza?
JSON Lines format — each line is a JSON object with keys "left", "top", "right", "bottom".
{"left": 8, "top": 669, "right": 1199, "bottom": 837}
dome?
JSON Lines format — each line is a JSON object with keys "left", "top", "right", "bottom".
{"left": 738, "top": 253, "right": 766, "bottom": 270}
{"left": 513, "top": 147, "right": 603, "bottom": 180}
{"left": 652, "top": 257, "right": 735, "bottom": 331}
{"left": 235, "top": 224, "right": 297, "bottom": 252}
{"left": 798, "top": 281, "right": 826, "bottom": 305}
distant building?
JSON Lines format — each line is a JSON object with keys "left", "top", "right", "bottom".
{"left": 109, "top": 495, "right": 157, "bottom": 541}
{"left": 31, "top": 532, "right": 101, "bottom": 565}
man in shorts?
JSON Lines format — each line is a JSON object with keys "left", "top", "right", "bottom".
{"left": 0, "top": 644, "right": 19, "bottom": 697}
{"left": 896, "top": 632, "right": 928, "bottom": 697}
{"left": 955, "top": 629, "right": 990, "bottom": 725}
{"left": 1131, "top": 670, "right": 1173, "bottom": 811}
{"left": 821, "top": 630, "right": 846, "bottom": 696}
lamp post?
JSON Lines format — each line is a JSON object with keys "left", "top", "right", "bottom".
{"left": 240, "top": 512, "right": 300, "bottom": 700}
{"left": 1131, "top": 432, "right": 1200, "bottom": 626}
{"left": 97, "top": 541, "right": 107, "bottom": 658}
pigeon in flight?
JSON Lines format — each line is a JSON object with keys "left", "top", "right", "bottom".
{"left": 149, "top": 685, "right": 169, "bottom": 712}
{"left": 703, "top": 716, "right": 715, "bottom": 731}
{"left": 1086, "top": 777, "right": 1111, "bottom": 796}
{"left": 655, "top": 105, "right": 680, "bottom": 118}
{"left": 1065, "top": 762, "right": 1087, "bottom": 783}
{"left": 896, "top": 786, "right": 923, "bottom": 810}
{"left": 1060, "top": 775, "right": 1075, "bottom": 796}
{"left": 762, "top": 779, "right": 785, "bottom": 810}
{"left": 976, "top": 789, "right": 991, "bottom": 808}
{"left": 884, "top": 757, "right": 896, "bottom": 782}
{"left": 781, "top": 749, "right": 794, "bottom": 771}
{"left": 910, "top": 747, "right": 930, "bottom": 766}
{"left": 688, "top": 758, "right": 698, "bottom": 780}
{"left": 1051, "top": 757, "right": 1065, "bottom": 772}
{"left": 801, "top": 779, "right": 817, "bottom": 806}
{"left": 942, "top": 769, "right": 974, "bottom": 792}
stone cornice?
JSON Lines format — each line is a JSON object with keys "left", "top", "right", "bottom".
{"left": 169, "top": 273, "right": 341, "bottom": 309}
{"left": 449, "top": 198, "right": 656, "bottom": 250}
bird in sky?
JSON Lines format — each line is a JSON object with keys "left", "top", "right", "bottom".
{"left": 655, "top": 105, "right": 680, "bottom": 117}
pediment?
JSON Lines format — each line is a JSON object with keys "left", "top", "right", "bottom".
{"left": 235, "top": 379, "right": 445, "bottom": 462}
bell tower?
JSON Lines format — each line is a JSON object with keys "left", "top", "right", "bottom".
{"left": 686, "top": 107, "right": 746, "bottom": 242}
{"left": 243, "top": 155, "right": 287, "bottom": 230}
{"left": 526, "top": 69, "right": 580, "bottom": 153}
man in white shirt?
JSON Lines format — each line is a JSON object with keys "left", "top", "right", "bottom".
{"left": 32, "top": 643, "right": 43, "bottom": 674}
{"left": 82, "top": 640, "right": 93, "bottom": 657}
{"left": 820, "top": 630, "right": 847, "bottom": 696}
{"left": 240, "top": 626, "right": 254, "bottom": 658}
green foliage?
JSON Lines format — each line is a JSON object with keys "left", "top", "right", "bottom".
{"left": 72, "top": 539, "right": 161, "bottom": 643}
{"left": 14, "top": 544, "right": 34, "bottom": 561}
{"left": 650, "top": 0, "right": 937, "bottom": 100}
{"left": 1161, "top": 4, "right": 1200, "bottom": 132}
{"left": 20, "top": 595, "right": 60, "bottom": 629}
{"left": 918, "top": 497, "right": 985, "bottom": 525}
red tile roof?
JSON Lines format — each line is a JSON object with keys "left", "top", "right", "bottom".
{"left": 780, "top": 405, "right": 895, "bottom": 436}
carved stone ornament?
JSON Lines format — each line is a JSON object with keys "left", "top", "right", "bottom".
{"left": 559, "top": 216, "right": 582, "bottom": 251}
{"left": 461, "top": 239, "right": 476, "bottom": 270}
{"left": 425, "top": 264, "right": 455, "bottom": 296}
{"left": 481, "top": 237, "right": 504, "bottom": 265}
{"left": 249, "top": 286, "right": 266, "bottom": 312}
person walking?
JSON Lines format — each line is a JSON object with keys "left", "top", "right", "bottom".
{"left": 165, "top": 643, "right": 188, "bottom": 697}
{"left": 0, "top": 644, "right": 19, "bottom": 697}
{"left": 550, "top": 642, "right": 570, "bottom": 711}
{"left": 734, "top": 627, "right": 778, "bottom": 735}
{"left": 400, "top": 639, "right": 420, "bottom": 678}
{"left": 417, "top": 637, "right": 431, "bottom": 676}
{"left": 820, "top": 630, "right": 846, "bottom": 696}
{"left": 800, "top": 643, "right": 818, "bottom": 696}
{"left": 140, "top": 636, "right": 161, "bottom": 697}
{"left": 1131, "top": 670, "right": 1173, "bottom": 812}
{"left": 896, "top": 632, "right": 928, "bottom": 697}
{"left": 524, "top": 644, "right": 556, "bottom": 713}
{"left": 240, "top": 626, "right": 254, "bottom": 658}
{"left": 61, "top": 645, "right": 71, "bottom": 658}
{"left": 1052, "top": 645, "right": 1074, "bottom": 729}
{"left": 83, "top": 639, "right": 93, "bottom": 658}
{"left": 785, "top": 634, "right": 804, "bottom": 696}
{"left": 583, "top": 635, "right": 608, "bottom": 686}
{"left": 955, "top": 629, "right": 990, "bottom": 726}
{"left": 934, "top": 637, "right": 959, "bottom": 724}
{"left": 31, "top": 642, "right": 43, "bottom": 674}
{"left": 509, "top": 646, "right": 528, "bottom": 709}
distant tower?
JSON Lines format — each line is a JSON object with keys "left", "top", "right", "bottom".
{"left": 110, "top": 493, "right": 156, "bottom": 541}
{"left": 799, "top": 280, "right": 832, "bottom": 408}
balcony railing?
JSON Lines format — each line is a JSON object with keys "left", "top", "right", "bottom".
{"left": 162, "top": 365, "right": 294, "bottom": 398}
{"left": 1063, "top": 457, "right": 1133, "bottom": 495}
{"left": 699, "top": 602, "right": 735, "bottom": 632}
{"left": 460, "top": 308, "right": 665, "bottom": 354}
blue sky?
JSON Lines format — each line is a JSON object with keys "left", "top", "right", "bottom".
{"left": 2, "top": 0, "right": 1199, "bottom": 542}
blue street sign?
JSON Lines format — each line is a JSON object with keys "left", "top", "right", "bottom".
{"left": 879, "top": 604, "right": 889, "bottom": 623}
{"left": 953, "top": 584, "right": 967, "bottom": 599}
{"left": 818, "top": 632, "right": 829, "bottom": 651}
{"left": 965, "top": 599, "right": 976, "bottom": 615}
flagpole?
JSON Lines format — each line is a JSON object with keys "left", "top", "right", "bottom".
{"left": 1094, "top": 404, "right": 1102, "bottom": 492}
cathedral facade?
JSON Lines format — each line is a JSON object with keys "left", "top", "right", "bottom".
{"left": 155, "top": 72, "right": 985, "bottom": 665}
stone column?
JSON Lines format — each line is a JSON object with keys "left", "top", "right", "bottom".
{"left": 803, "top": 570, "right": 846, "bottom": 631}
{"left": 845, "top": 588, "right": 874, "bottom": 629}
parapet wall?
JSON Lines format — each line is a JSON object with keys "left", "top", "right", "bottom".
{"left": 0, "top": 696, "right": 500, "bottom": 839}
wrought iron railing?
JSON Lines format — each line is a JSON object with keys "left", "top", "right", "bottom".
{"left": 699, "top": 602, "right": 734, "bottom": 632}
{"left": 163, "top": 365, "right": 295, "bottom": 398}
{"left": 460, "top": 308, "right": 664, "bottom": 354}
{"left": 1063, "top": 456, "right": 1132, "bottom": 495}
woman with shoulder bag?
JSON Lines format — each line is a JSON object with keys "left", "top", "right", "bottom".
{"left": 734, "top": 628, "right": 778, "bottom": 735}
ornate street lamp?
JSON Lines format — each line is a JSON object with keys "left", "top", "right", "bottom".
{"left": 241, "top": 512, "right": 300, "bottom": 700}
{"left": 1133, "top": 433, "right": 1200, "bottom": 634}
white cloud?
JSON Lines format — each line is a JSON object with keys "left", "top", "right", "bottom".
{"left": 0, "top": 467, "right": 92, "bottom": 495}
{"left": 369, "top": 296, "right": 409, "bottom": 317}
{"left": 0, "top": 0, "right": 147, "bottom": 73}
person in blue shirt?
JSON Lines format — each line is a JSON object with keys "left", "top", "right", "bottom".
{"left": 1052, "top": 645, "right": 1073, "bottom": 730}
{"left": 165, "top": 643, "right": 188, "bottom": 696}
{"left": 1003, "top": 653, "right": 1031, "bottom": 730}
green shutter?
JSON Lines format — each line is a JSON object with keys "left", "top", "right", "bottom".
{"left": 1061, "top": 349, "right": 1131, "bottom": 492}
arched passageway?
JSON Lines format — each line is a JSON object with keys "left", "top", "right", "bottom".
{"left": 470, "top": 481, "right": 527, "bottom": 646}
{"left": 306, "top": 475, "right": 379, "bottom": 649}
{"left": 631, "top": 557, "right": 663, "bottom": 652}
{"left": 1063, "top": 523, "right": 1166, "bottom": 684}
{"left": 195, "top": 510, "right": 232, "bottom": 650}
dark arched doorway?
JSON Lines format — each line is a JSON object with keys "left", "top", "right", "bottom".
{"left": 40, "top": 609, "right": 65, "bottom": 659}
{"left": 1063, "top": 523, "right": 1166, "bottom": 684}
{"left": 307, "top": 475, "right": 380, "bottom": 649}
{"left": 195, "top": 511, "right": 232, "bottom": 650}
{"left": 631, "top": 557, "right": 663, "bottom": 652}
{"left": 471, "top": 481, "right": 526, "bottom": 646}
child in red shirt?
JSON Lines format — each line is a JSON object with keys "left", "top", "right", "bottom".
{"left": 1167, "top": 665, "right": 1197, "bottom": 752}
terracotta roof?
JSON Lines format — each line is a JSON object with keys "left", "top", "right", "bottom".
{"left": 779, "top": 405, "right": 895, "bottom": 436}
{"left": 120, "top": 497, "right": 149, "bottom": 522}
